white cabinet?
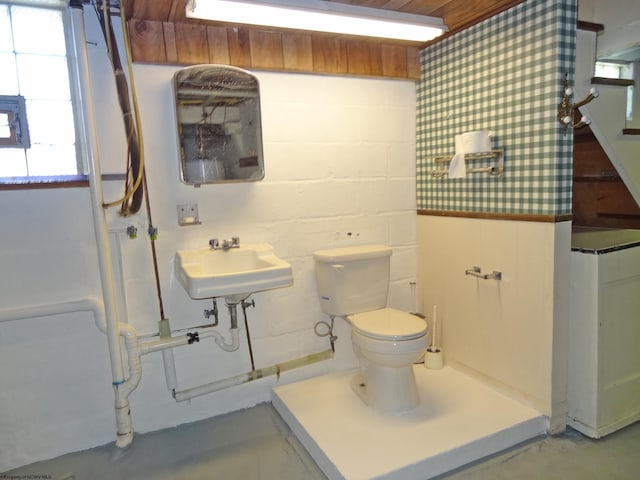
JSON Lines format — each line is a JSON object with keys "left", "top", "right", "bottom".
{"left": 568, "top": 241, "right": 640, "bottom": 438}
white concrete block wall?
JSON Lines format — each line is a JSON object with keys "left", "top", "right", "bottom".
{"left": 0, "top": 24, "right": 417, "bottom": 471}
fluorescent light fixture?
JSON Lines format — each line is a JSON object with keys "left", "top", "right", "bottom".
{"left": 186, "top": 0, "right": 447, "bottom": 42}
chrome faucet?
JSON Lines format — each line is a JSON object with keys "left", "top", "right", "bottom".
{"left": 209, "top": 236, "right": 240, "bottom": 250}
{"left": 223, "top": 236, "right": 240, "bottom": 250}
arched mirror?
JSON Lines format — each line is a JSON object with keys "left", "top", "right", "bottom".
{"left": 173, "top": 65, "right": 265, "bottom": 185}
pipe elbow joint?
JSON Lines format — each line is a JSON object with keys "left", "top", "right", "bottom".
{"left": 216, "top": 328, "right": 240, "bottom": 352}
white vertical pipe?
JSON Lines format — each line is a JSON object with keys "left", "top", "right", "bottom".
{"left": 67, "top": 3, "right": 132, "bottom": 446}
{"left": 162, "top": 349, "right": 178, "bottom": 391}
{"left": 109, "top": 232, "right": 131, "bottom": 331}
{"left": 68, "top": 3, "right": 124, "bottom": 383}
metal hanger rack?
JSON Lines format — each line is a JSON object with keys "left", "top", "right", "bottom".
{"left": 430, "top": 148, "right": 504, "bottom": 178}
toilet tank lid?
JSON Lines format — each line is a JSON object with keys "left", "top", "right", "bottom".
{"left": 314, "top": 244, "right": 392, "bottom": 263}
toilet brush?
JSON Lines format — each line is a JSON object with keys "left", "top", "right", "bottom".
{"left": 425, "top": 305, "right": 443, "bottom": 369}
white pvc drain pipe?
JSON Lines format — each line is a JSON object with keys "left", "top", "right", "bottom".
{"left": 67, "top": 2, "right": 136, "bottom": 448}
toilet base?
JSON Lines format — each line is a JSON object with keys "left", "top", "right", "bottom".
{"left": 350, "top": 364, "right": 420, "bottom": 415}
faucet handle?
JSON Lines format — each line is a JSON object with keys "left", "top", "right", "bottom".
{"left": 231, "top": 236, "right": 240, "bottom": 247}
{"left": 209, "top": 238, "right": 219, "bottom": 249}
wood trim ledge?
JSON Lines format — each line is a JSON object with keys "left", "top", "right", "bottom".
{"left": 417, "top": 209, "right": 573, "bottom": 223}
{"left": 591, "top": 77, "right": 635, "bottom": 87}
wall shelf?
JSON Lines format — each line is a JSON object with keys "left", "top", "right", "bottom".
{"left": 431, "top": 149, "right": 504, "bottom": 178}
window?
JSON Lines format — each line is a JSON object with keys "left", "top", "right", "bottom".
{"left": 0, "top": 1, "right": 81, "bottom": 184}
{"left": 0, "top": 95, "right": 30, "bottom": 147}
{"left": 595, "top": 60, "right": 635, "bottom": 122}
{"left": 595, "top": 61, "right": 624, "bottom": 79}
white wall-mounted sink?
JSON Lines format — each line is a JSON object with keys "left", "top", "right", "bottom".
{"left": 175, "top": 243, "right": 293, "bottom": 299}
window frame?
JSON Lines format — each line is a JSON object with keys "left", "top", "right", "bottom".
{"left": 0, "top": 94, "right": 31, "bottom": 148}
{"left": 0, "top": 0, "right": 87, "bottom": 189}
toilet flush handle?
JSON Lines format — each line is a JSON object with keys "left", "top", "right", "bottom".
{"left": 331, "top": 264, "right": 344, "bottom": 271}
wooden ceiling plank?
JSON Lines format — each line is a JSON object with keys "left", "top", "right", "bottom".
{"left": 129, "top": 0, "right": 520, "bottom": 32}
{"left": 328, "top": 0, "right": 447, "bottom": 15}
{"left": 432, "top": 0, "right": 524, "bottom": 32}
{"left": 396, "top": 0, "right": 451, "bottom": 16}
{"left": 382, "top": 1, "right": 415, "bottom": 10}
{"left": 130, "top": 0, "right": 173, "bottom": 22}
{"left": 168, "top": 0, "right": 188, "bottom": 23}
{"left": 122, "top": 0, "right": 134, "bottom": 20}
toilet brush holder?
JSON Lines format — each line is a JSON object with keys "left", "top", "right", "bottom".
{"left": 424, "top": 348, "right": 443, "bottom": 370}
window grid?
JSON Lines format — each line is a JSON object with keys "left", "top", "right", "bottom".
{"left": 0, "top": 1, "right": 81, "bottom": 182}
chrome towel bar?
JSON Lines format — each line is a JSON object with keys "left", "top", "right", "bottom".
{"left": 465, "top": 266, "right": 502, "bottom": 280}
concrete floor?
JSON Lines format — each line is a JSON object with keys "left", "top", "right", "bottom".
{"left": 4, "top": 403, "right": 640, "bottom": 480}
{"left": 437, "top": 420, "right": 640, "bottom": 480}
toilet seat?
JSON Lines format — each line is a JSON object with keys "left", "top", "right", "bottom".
{"left": 348, "top": 308, "right": 426, "bottom": 341}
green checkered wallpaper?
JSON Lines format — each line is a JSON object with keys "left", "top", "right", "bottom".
{"left": 416, "top": 0, "right": 576, "bottom": 216}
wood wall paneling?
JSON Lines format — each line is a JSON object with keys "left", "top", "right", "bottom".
{"left": 312, "top": 37, "right": 348, "bottom": 74}
{"left": 249, "top": 30, "right": 285, "bottom": 70}
{"left": 381, "top": 44, "right": 407, "bottom": 78}
{"left": 125, "top": 0, "right": 528, "bottom": 77}
{"left": 129, "top": 20, "right": 167, "bottom": 63}
{"left": 207, "top": 26, "right": 231, "bottom": 64}
{"left": 174, "top": 23, "right": 208, "bottom": 64}
{"left": 347, "top": 41, "right": 383, "bottom": 76}
{"left": 282, "top": 33, "right": 313, "bottom": 72}
{"left": 406, "top": 47, "right": 420, "bottom": 79}
{"left": 226, "top": 28, "right": 252, "bottom": 68}
{"left": 127, "top": 18, "right": 420, "bottom": 80}
{"left": 163, "top": 22, "right": 178, "bottom": 63}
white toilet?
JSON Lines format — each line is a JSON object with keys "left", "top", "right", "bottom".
{"left": 314, "top": 244, "right": 428, "bottom": 414}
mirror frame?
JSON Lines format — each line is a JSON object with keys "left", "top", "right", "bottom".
{"left": 172, "top": 65, "right": 265, "bottom": 185}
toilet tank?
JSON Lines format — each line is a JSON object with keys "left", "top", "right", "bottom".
{"left": 313, "top": 245, "right": 392, "bottom": 316}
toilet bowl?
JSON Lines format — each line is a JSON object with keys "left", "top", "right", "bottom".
{"left": 313, "top": 244, "right": 428, "bottom": 414}
{"left": 348, "top": 308, "right": 428, "bottom": 414}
